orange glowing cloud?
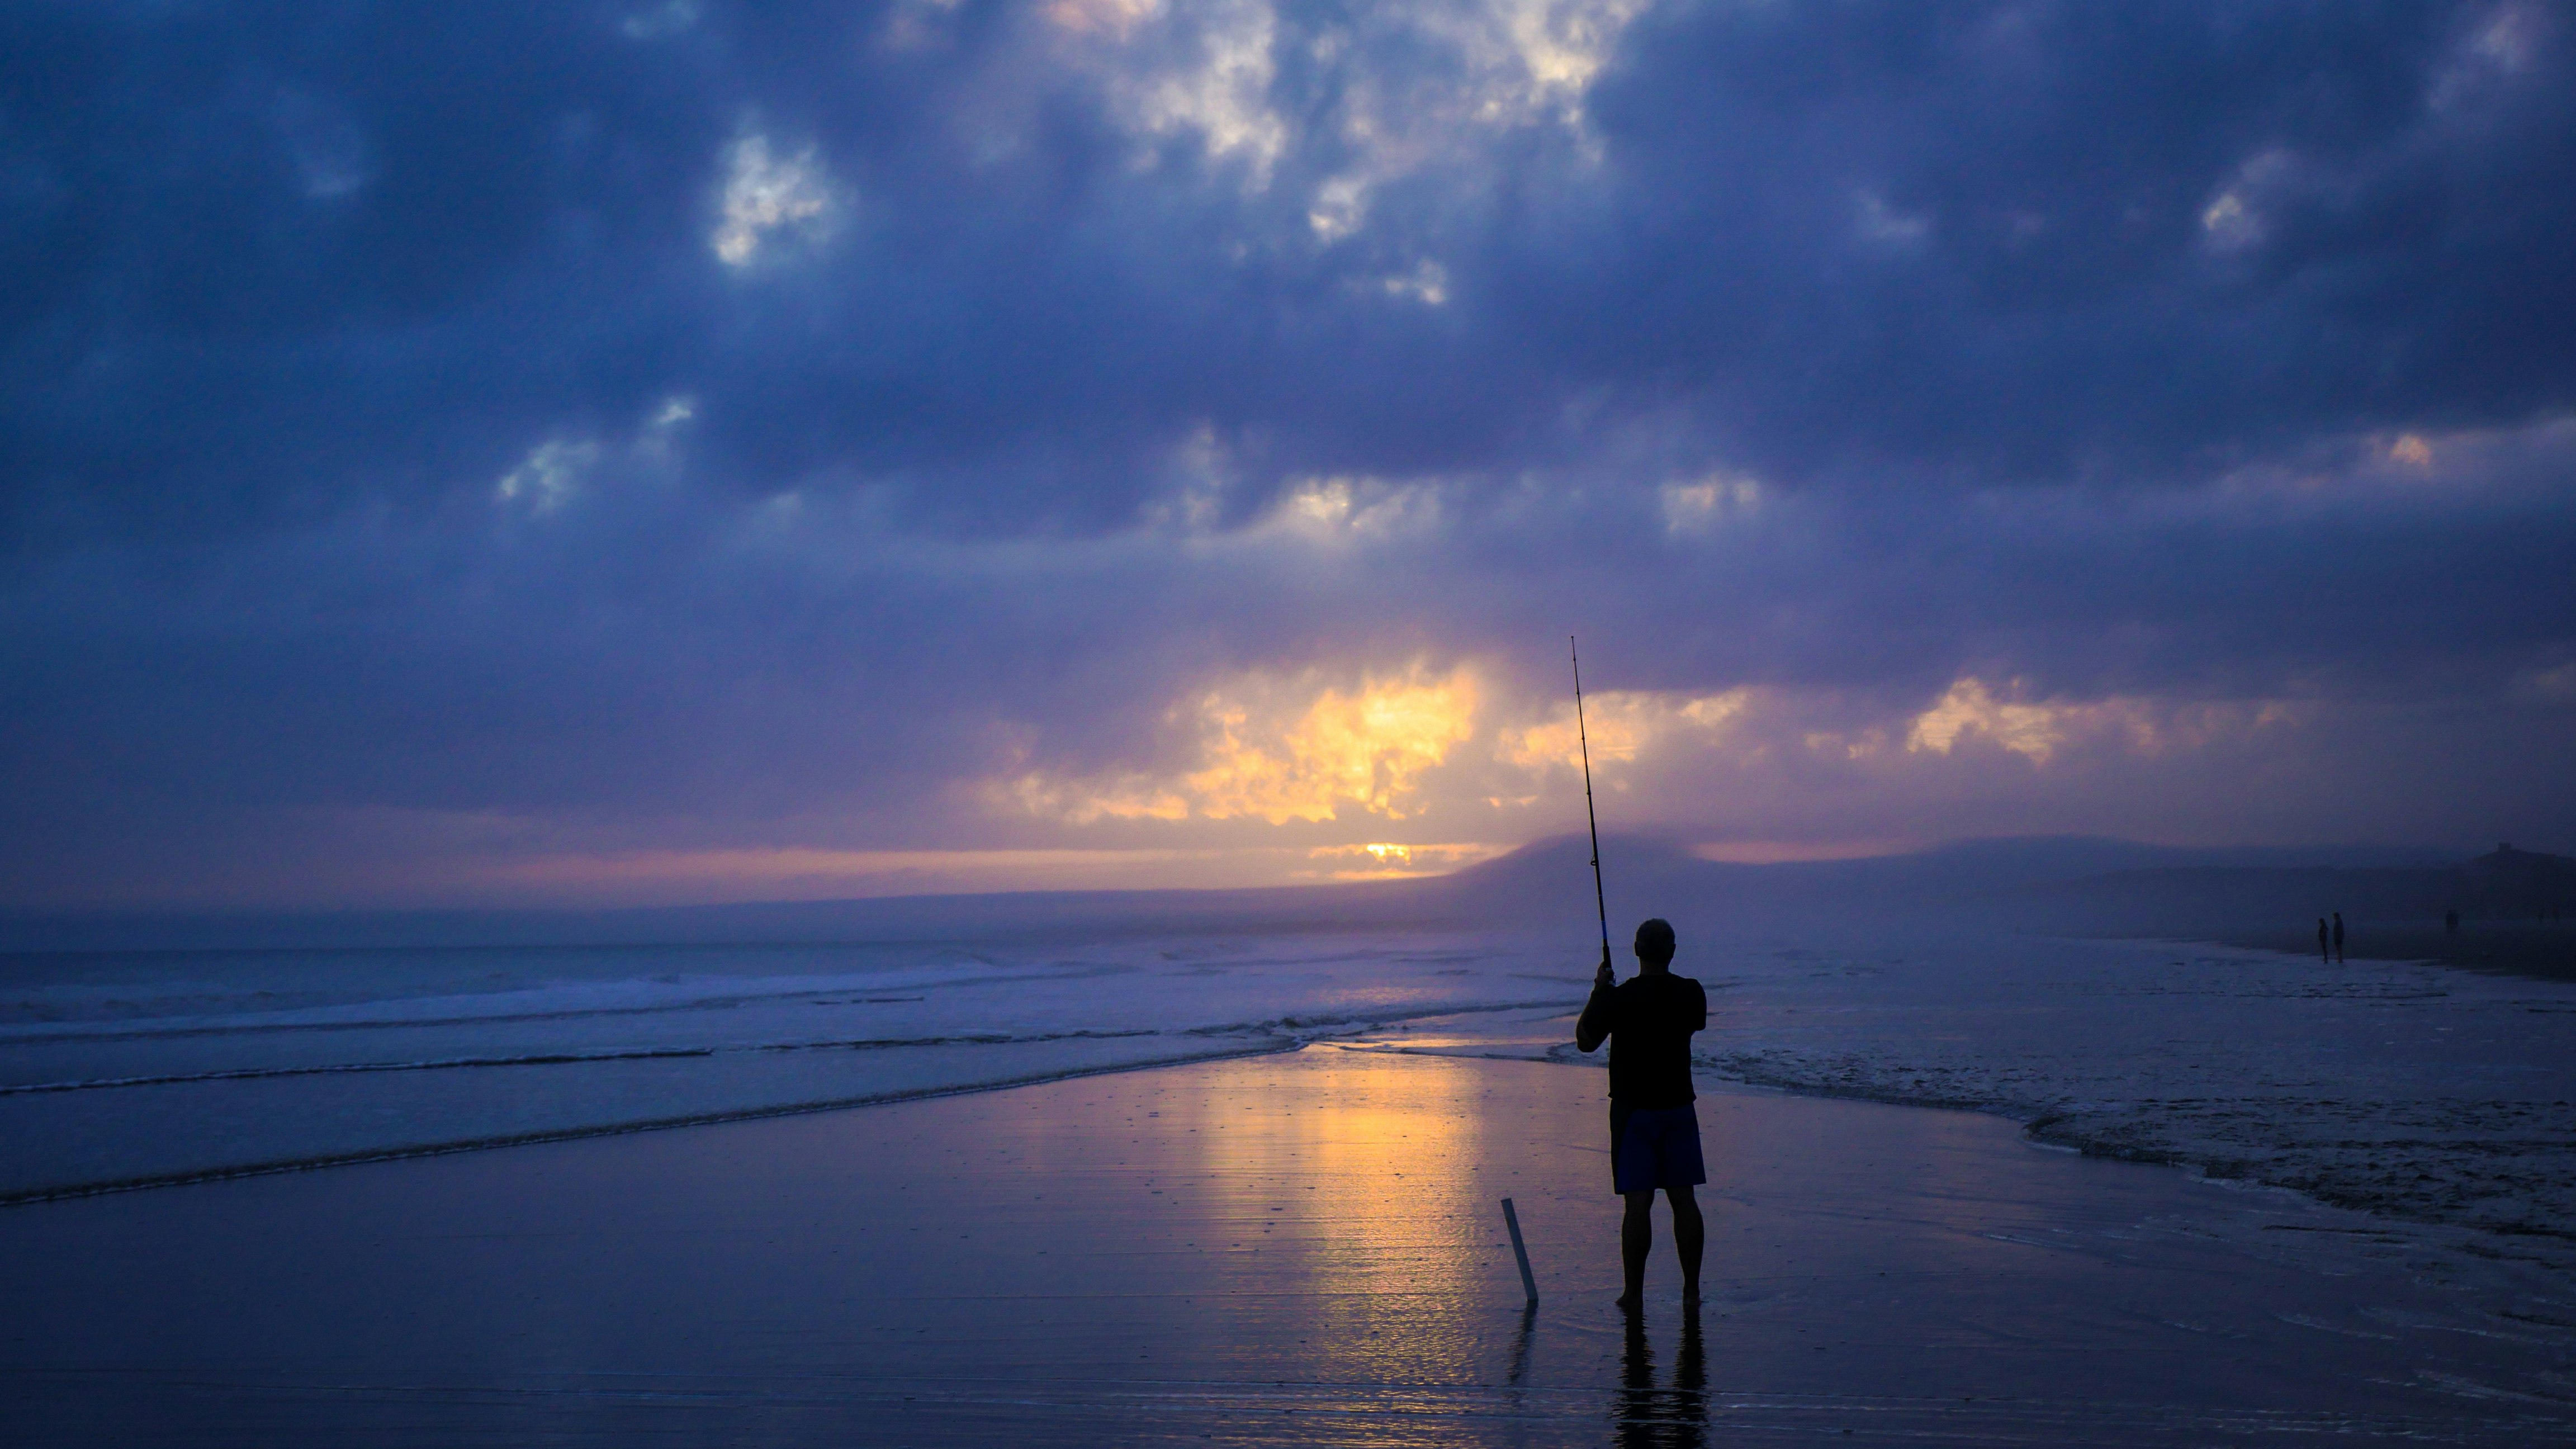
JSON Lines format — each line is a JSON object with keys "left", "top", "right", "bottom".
{"left": 1001, "top": 665, "right": 1481, "bottom": 825}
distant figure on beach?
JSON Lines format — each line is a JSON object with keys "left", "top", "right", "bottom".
{"left": 1576, "top": 917, "right": 1708, "bottom": 1311}
{"left": 2332, "top": 912, "right": 2346, "bottom": 964}
{"left": 2446, "top": 908, "right": 2460, "bottom": 936}
{"left": 2317, "top": 917, "right": 2330, "bottom": 963}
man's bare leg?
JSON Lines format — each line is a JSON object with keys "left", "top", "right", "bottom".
{"left": 1617, "top": 1189, "right": 1656, "bottom": 1310}
{"left": 1669, "top": 1184, "right": 1704, "bottom": 1304}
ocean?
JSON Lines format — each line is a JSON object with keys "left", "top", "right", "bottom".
{"left": 10, "top": 911, "right": 2576, "bottom": 1294}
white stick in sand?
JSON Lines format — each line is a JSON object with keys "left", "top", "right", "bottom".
{"left": 1501, "top": 1197, "right": 1538, "bottom": 1305}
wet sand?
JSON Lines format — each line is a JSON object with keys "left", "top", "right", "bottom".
{"left": 2223, "top": 923, "right": 2576, "bottom": 983}
{"left": 6, "top": 1045, "right": 2575, "bottom": 1445}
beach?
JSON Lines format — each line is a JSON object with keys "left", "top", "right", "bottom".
{"left": 15, "top": 921, "right": 2576, "bottom": 1262}
{"left": 9, "top": 1041, "right": 2576, "bottom": 1445}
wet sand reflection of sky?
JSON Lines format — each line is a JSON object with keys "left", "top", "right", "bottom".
{"left": 6, "top": 1049, "right": 2576, "bottom": 1443}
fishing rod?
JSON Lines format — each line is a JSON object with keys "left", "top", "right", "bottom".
{"left": 1571, "top": 636, "right": 1611, "bottom": 974}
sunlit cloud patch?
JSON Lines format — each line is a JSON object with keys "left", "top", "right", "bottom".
{"left": 712, "top": 134, "right": 837, "bottom": 267}
{"left": 1002, "top": 666, "right": 1481, "bottom": 825}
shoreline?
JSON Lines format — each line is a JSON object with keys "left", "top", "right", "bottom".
{"left": 13, "top": 924, "right": 2576, "bottom": 1302}
{"left": 2209, "top": 927, "right": 2572, "bottom": 984}
{"left": 0, "top": 1038, "right": 1305, "bottom": 1208}
{"left": 0, "top": 970, "right": 2530, "bottom": 1278}
{"left": 9, "top": 1045, "right": 2573, "bottom": 1445}
{"left": 0, "top": 986, "right": 1579, "bottom": 1204}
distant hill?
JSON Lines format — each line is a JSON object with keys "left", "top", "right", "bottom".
{"left": 1434, "top": 832, "right": 2453, "bottom": 926}
{"left": 1, "top": 832, "right": 2512, "bottom": 955}
{"left": 2003, "top": 844, "right": 2576, "bottom": 935}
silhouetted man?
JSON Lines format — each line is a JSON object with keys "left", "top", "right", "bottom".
{"left": 2317, "top": 917, "right": 2330, "bottom": 963}
{"left": 2332, "top": 911, "right": 2346, "bottom": 964}
{"left": 1576, "top": 917, "right": 1707, "bottom": 1310}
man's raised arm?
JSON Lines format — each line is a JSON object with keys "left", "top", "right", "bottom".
{"left": 1574, "top": 952, "right": 1615, "bottom": 1053}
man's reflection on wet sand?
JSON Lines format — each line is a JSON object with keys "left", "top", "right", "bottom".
{"left": 1616, "top": 1307, "right": 1708, "bottom": 1448}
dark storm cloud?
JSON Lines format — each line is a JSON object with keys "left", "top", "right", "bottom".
{"left": 1, "top": 0, "right": 2572, "bottom": 904}
{"left": 1548, "top": 2, "right": 2576, "bottom": 483}
{"left": 10, "top": 0, "right": 2555, "bottom": 538}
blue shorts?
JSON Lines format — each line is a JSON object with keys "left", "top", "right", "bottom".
{"left": 1612, "top": 1102, "right": 1707, "bottom": 1195}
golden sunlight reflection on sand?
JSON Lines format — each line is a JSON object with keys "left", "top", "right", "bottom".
{"left": 1124, "top": 1049, "right": 1513, "bottom": 1382}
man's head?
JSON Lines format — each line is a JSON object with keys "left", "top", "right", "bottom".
{"left": 1633, "top": 917, "right": 1676, "bottom": 970}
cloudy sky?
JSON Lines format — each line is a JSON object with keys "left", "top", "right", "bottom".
{"left": 4, "top": 0, "right": 2572, "bottom": 910}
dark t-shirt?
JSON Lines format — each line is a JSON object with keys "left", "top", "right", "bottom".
{"left": 1579, "top": 971, "right": 1707, "bottom": 1109}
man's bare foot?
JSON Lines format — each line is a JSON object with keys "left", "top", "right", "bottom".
{"left": 1682, "top": 1288, "right": 1701, "bottom": 1308}
{"left": 1614, "top": 1293, "right": 1640, "bottom": 1312}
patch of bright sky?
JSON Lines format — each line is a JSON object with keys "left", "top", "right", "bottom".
{"left": 1498, "top": 688, "right": 1749, "bottom": 774}
{"left": 1074, "top": 0, "right": 1289, "bottom": 184}
{"left": 1378, "top": 259, "right": 1450, "bottom": 305}
{"left": 494, "top": 439, "right": 600, "bottom": 513}
{"left": 2200, "top": 148, "right": 2295, "bottom": 253}
{"left": 1659, "top": 472, "right": 1762, "bottom": 534}
{"left": 1262, "top": 475, "right": 1448, "bottom": 543}
{"left": 1906, "top": 679, "right": 2095, "bottom": 763}
{"left": 1054, "top": 0, "right": 1647, "bottom": 235}
{"left": 712, "top": 134, "right": 836, "bottom": 267}
{"left": 493, "top": 398, "right": 695, "bottom": 514}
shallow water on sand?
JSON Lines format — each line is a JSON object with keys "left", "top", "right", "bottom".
{"left": 6, "top": 1048, "right": 2574, "bottom": 1445}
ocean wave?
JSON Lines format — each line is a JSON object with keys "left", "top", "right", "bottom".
{"left": 0, "top": 1038, "right": 1297, "bottom": 1208}
{"left": 0, "top": 1028, "right": 1167, "bottom": 1097}
{"left": 0, "top": 981, "right": 1015, "bottom": 1046}
{"left": 1, "top": 998, "right": 1575, "bottom": 1097}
